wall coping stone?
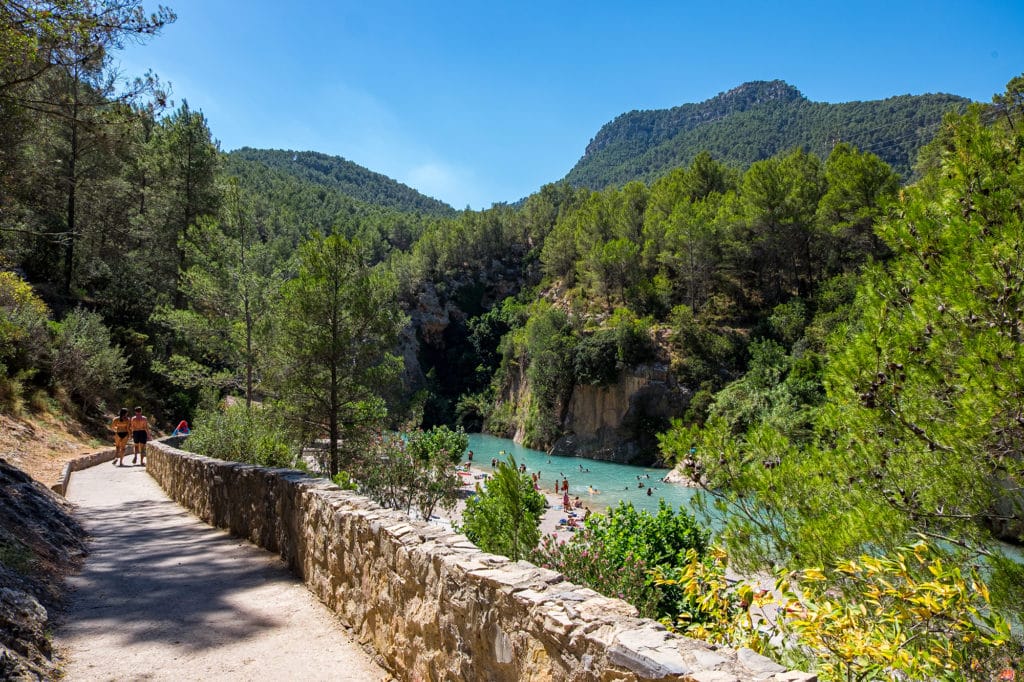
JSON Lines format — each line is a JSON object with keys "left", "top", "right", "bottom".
{"left": 146, "top": 439, "right": 816, "bottom": 682}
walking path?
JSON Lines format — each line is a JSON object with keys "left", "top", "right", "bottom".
{"left": 55, "top": 461, "right": 389, "bottom": 681}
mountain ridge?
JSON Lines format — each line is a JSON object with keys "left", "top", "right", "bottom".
{"left": 565, "top": 79, "right": 970, "bottom": 189}
{"left": 226, "top": 147, "right": 456, "bottom": 217}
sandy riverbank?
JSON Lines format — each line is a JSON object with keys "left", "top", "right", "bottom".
{"left": 432, "top": 460, "right": 593, "bottom": 541}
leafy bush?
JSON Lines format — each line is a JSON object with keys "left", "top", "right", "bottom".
{"left": 778, "top": 541, "right": 1015, "bottom": 681}
{"left": 531, "top": 500, "right": 711, "bottom": 620}
{"left": 533, "top": 528, "right": 662, "bottom": 615}
{"left": 355, "top": 427, "right": 465, "bottom": 521}
{"left": 406, "top": 424, "right": 468, "bottom": 465}
{"left": 611, "top": 308, "right": 657, "bottom": 366}
{"left": 331, "top": 470, "right": 358, "bottom": 491}
{"left": 572, "top": 330, "right": 619, "bottom": 386}
{"left": 0, "top": 272, "right": 51, "bottom": 411}
{"left": 186, "top": 402, "right": 298, "bottom": 468}
{"left": 650, "top": 547, "right": 767, "bottom": 650}
{"left": 651, "top": 540, "right": 1017, "bottom": 680}
{"left": 461, "top": 456, "right": 545, "bottom": 560}
{"left": 51, "top": 309, "right": 129, "bottom": 413}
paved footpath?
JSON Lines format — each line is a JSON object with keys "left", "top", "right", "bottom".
{"left": 56, "top": 461, "right": 390, "bottom": 681}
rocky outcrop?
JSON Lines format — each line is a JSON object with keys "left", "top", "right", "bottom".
{"left": 551, "top": 365, "right": 691, "bottom": 465}
{"left": 399, "top": 266, "right": 525, "bottom": 399}
{"left": 0, "top": 459, "right": 87, "bottom": 681}
{"left": 986, "top": 477, "right": 1024, "bottom": 545}
{"left": 146, "top": 441, "right": 814, "bottom": 681}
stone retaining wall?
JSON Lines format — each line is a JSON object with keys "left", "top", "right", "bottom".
{"left": 52, "top": 448, "right": 117, "bottom": 496}
{"left": 147, "top": 441, "right": 814, "bottom": 682}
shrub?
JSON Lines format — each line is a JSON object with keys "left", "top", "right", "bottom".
{"left": 572, "top": 330, "right": 619, "bottom": 386}
{"left": 186, "top": 402, "right": 298, "bottom": 468}
{"left": 611, "top": 308, "right": 657, "bottom": 366}
{"left": 652, "top": 541, "right": 1018, "bottom": 681}
{"left": 51, "top": 309, "right": 129, "bottom": 413}
{"left": 356, "top": 427, "right": 465, "bottom": 521}
{"left": 531, "top": 500, "right": 711, "bottom": 620}
{"left": 461, "top": 456, "right": 545, "bottom": 560}
{"left": 778, "top": 541, "right": 1015, "bottom": 681}
{"left": 0, "top": 272, "right": 51, "bottom": 411}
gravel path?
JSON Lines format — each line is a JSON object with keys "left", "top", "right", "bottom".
{"left": 55, "top": 462, "right": 390, "bottom": 681}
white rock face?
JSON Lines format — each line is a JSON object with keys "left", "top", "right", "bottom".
{"left": 148, "top": 441, "right": 815, "bottom": 682}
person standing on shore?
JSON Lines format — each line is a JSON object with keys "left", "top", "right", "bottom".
{"left": 130, "top": 406, "right": 151, "bottom": 466}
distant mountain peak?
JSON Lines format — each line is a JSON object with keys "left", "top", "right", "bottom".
{"left": 568, "top": 80, "right": 968, "bottom": 189}
{"left": 711, "top": 80, "right": 806, "bottom": 107}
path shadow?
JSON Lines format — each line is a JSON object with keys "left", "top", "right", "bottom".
{"left": 62, "top": 494, "right": 302, "bottom": 652}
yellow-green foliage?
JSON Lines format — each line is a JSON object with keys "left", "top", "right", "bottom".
{"left": 779, "top": 540, "right": 1013, "bottom": 681}
{"left": 652, "top": 546, "right": 769, "bottom": 651}
{"left": 0, "top": 272, "right": 51, "bottom": 411}
{"left": 658, "top": 541, "right": 1014, "bottom": 681}
{"left": 0, "top": 271, "right": 50, "bottom": 369}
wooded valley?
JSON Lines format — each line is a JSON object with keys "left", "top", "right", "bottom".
{"left": 2, "top": 3, "right": 1023, "bottom": 677}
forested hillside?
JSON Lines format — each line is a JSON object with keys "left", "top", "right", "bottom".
{"left": 3, "top": 3, "right": 1023, "bottom": 676}
{"left": 565, "top": 80, "right": 969, "bottom": 189}
{"left": 226, "top": 148, "right": 455, "bottom": 217}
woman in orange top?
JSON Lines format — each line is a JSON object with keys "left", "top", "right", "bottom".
{"left": 130, "top": 406, "right": 151, "bottom": 466}
{"left": 110, "top": 408, "right": 131, "bottom": 467}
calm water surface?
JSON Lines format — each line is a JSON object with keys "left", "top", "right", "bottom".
{"left": 466, "top": 433, "right": 705, "bottom": 518}
{"left": 465, "top": 434, "right": 1024, "bottom": 564}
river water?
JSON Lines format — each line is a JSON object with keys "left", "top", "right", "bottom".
{"left": 466, "top": 433, "right": 704, "bottom": 517}
{"left": 466, "top": 434, "right": 1024, "bottom": 565}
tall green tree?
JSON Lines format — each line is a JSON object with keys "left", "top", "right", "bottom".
{"left": 148, "top": 101, "right": 220, "bottom": 299}
{"left": 817, "top": 142, "right": 900, "bottom": 267}
{"left": 662, "top": 94, "right": 1024, "bottom": 616}
{"left": 0, "top": 2, "right": 173, "bottom": 291}
{"left": 461, "top": 456, "right": 545, "bottom": 561}
{"left": 741, "top": 148, "right": 826, "bottom": 302}
{"left": 270, "top": 233, "right": 405, "bottom": 476}
{"left": 152, "top": 179, "right": 276, "bottom": 404}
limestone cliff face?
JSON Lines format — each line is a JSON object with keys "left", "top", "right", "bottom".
{"left": 551, "top": 364, "right": 691, "bottom": 465}
{"left": 398, "top": 280, "right": 457, "bottom": 393}
{"left": 398, "top": 262, "right": 526, "bottom": 403}
{"left": 490, "top": 362, "right": 691, "bottom": 466}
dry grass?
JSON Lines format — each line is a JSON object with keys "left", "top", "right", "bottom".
{"left": 0, "top": 411, "right": 105, "bottom": 487}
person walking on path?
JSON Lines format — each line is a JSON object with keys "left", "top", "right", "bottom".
{"left": 109, "top": 407, "right": 131, "bottom": 466}
{"left": 129, "top": 406, "right": 151, "bottom": 466}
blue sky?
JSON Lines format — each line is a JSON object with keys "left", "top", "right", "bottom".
{"left": 118, "top": 1, "right": 1024, "bottom": 209}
